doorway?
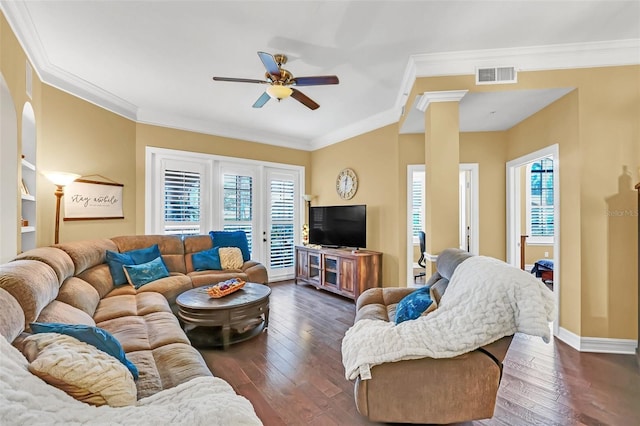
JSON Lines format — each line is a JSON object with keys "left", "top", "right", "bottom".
{"left": 406, "top": 163, "right": 478, "bottom": 286}
{"left": 506, "top": 144, "right": 560, "bottom": 336}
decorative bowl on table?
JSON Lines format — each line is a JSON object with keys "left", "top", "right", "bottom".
{"left": 206, "top": 278, "right": 246, "bottom": 298}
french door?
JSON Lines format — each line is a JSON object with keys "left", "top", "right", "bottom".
{"left": 147, "top": 147, "right": 303, "bottom": 282}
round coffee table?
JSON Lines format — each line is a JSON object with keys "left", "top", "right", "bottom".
{"left": 176, "top": 282, "right": 271, "bottom": 349}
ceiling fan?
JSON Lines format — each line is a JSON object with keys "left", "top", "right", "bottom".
{"left": 212, "top": 52, "right": 339, "bottom": 110}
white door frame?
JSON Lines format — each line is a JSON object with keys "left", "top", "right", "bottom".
{"left": 506, "top": 144, "right": 560, "bottom": 336}
{"left": 406, "top": 163, "right": 479, "bottom": 287}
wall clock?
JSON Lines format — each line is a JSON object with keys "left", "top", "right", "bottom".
{"left": 336, "top": 168, "right": 358, "bottom": 200}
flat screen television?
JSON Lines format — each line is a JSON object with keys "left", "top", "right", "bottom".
{"left": 309, "top": 204, "right": 366, "bottom": 249}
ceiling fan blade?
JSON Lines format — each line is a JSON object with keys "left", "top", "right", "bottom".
{"left": 257, "top": 51, "right": 281, "bottom": 80}
{"left": 292, "top": 76, "right": 339, "bottom": 86}
{"left": 252, "top": 92, "right": 271, "bottom": 108}
{"left": 291, "top": 88, "right": 319, "bottom": 110}
{"left": 213, "top": 76, "right": 267, "bottom": 84}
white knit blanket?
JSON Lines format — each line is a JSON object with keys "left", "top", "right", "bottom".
{"left": 0, "top": 334, "right": 262, "bottom": 425}
{"left": 342, "top": 256, "right": 555, "bottom": 380}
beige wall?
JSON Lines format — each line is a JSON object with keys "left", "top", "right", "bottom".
{"left": 38, "top": 85, "right": 137, "bottom": 245}
{"left": 311, "top": 124, "right": 400, "bottom": 286}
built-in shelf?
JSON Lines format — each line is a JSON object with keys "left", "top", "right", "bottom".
{"left": 21, "top": 226, "right": 35, "bottom": 233}
{"left": 21, "top": 194, "right": 35, "bottom": 201}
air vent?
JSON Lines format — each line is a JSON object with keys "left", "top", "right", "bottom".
{"left": 475, "top": 66, "right": 517, "bottom": 85}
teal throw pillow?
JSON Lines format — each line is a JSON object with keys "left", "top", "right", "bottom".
{"left": 192, "top": 247, "right": 222, "bottom": 271}
{"left": 395, "top": 286, "right": 434, "bottom": 324}
{"left": 105, "top": 250, "right": 134, "bottom": 286}
{"left": 127, "top": 244, "right": 163, "bottom": 265}
{"left": 209, "top": 231, "right": 250, "bottom": 261}
{"left": 123, "top": 256, "right": 170, "bottom": 289}
{"left": 29, "top": 322, "right": 139, "bottom": 380}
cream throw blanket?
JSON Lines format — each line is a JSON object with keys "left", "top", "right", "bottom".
{"left": 0, "top": 333, "right": 262, "bottom": 425}
{"left": 342, "top": 256, "right": 555, "bottom": 381}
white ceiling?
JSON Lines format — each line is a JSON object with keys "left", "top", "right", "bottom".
{"left": 2, "top": 1, "right": 639, "bottom": 150}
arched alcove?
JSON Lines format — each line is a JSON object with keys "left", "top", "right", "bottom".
{"left": 21, "top": 102, "right": 37, "bottom": 252}
{"left": 0, "top": 73, "right": 18, "bottom": 262}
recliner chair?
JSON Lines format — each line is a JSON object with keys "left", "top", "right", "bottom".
{"left": 353, "top": 248, "right": 513, "bottom": 424}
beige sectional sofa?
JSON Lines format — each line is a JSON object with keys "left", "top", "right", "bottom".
{"left": 0, "top": 234, "right": 267, "bottom": 423}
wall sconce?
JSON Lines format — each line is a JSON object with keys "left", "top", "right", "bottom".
{"left": 43, "top": 171, "right": 81, "bottom": 244}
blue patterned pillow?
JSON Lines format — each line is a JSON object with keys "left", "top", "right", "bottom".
{"left": 209, "top": 231, "right": 250, "bottom": 261}
{"left": 122, "top": 256, "right": 170, "bottom": 289}
{"left": 105, "top": 250, "right": 134, "bottom": 286}
{"left": 395, "top": 286, "right": 435, "bottom": 324}
{"left": 30, "top": 322, "right": 138, "bottom": 380}
{"left": 192, "top": 247, "right": 222, "bottom": 271}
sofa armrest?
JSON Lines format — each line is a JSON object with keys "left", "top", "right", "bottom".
{"left": 241, "top": 261, "right": 268, "bottom": 285}
{"left": 356, "top": 287, "right": 415, "bottom": 311}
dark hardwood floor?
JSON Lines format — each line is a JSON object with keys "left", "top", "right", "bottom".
{"left": 197, "top": 281, "right": 640, "bottom": 426}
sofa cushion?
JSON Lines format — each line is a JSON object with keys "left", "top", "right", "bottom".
{"left": 22, "top": 332, "right": 137, "bottom": 407}
{"left": 30, "top": 322, "right": 138, "bottom": 380}
{"left": 123, "top": 257, "right": 170, "bottom": 289}
{"left": 111, "top": 235, "right": 186, "bottom": 274}
{"left": 126, "top": 343, "right": 213, "bottom": 399}
{"left": 0, "top": 260, "right": 59, "bottom": 327}
{"left": 209, "top": 231, "right": 250, "bottom": 261}
{"left": 0, "top": 287, "right": 25, "bottom": 342}
{"left": 56, "top": 277, "right": 101, "bottom": 317}
{"left": 55, "top": 239, "right": 118, "bottom": 276}
{"left": 219, "top": 247, "right": 244, "bottom": 269}
{"left": 36, "top": 300, "right": 96, "bottom": 327}
{"left": 192, "top": 247, "right": 222, "bottom": 271}
{"left": 395, "top": 286, "right": 436, "bottom": 324}
{"left": 94, "top": 292, "right": 173, "bottom": 324}
{"left": 14, "top": 247, "right": 75, "bottom": 284}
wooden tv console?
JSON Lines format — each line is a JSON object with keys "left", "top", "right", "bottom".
{"left": 294, "top": 245, "right": 382, "bottom": 301}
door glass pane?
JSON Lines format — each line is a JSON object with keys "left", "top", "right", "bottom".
{"left": 269, "top": 179, "right": 295, "bottom": 269}
{"left": 223, "top": 174, "right": 253, "bottom": 253}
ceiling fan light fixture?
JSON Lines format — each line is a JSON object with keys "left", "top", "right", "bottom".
{"left": 266, "top": 85, "right": 293, "bottom": 100}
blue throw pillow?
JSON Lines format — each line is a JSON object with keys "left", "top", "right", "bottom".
{"left": 192, "top": 247, "right": 222, "bottom": 271}
{"left": 123, "top": 256, "right": 170, "bottom": 289}
{"left": 29, "top": 322, "right": 138, "bottom": 380}
{"left": 209, "top": 231, "right": 250, "bottom": 261}
{"left": 395, "top": 286, "right": 434, "bottom": 324}
{"left": 127, "top": 244, "right": 163, "bottom": 265}
{"left": 105, "top": 250, "right": 135, "bottom": 286}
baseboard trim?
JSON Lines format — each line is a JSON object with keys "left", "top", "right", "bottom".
{"left": 557, "top": 327, "right": 638, "bottom": 354}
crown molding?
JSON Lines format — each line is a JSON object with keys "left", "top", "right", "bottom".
{"left": 309, "top": 107, "right": 401, "bottom": 151}
{"left": 136, "top": 108, "right": 313, "bottom": 151}
{"left": 397, "top": 39, "right": 640, "bottom": 113}
{"left": 0, "top": 1, "right": 138, "bottom": 120}
{"left": 416, "top": 90, "right": 469, "bottom": 112}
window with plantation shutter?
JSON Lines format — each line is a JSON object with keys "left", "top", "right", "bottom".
{"left": 269, "top": 178, "right": 295, "bottom": 270}
{"left": 163, "top": 168, "right": 202, "bottom": 235}
{"left": 527, "top": 157, "right": 554, "bottom": 244}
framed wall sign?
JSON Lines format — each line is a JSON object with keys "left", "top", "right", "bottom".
{"left": 64, "top": 178, "right": 124, "bottom": 221}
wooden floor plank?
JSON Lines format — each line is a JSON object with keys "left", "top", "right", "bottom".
{"left": 197, "top": 280, "right": 640, "bottom": 426}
